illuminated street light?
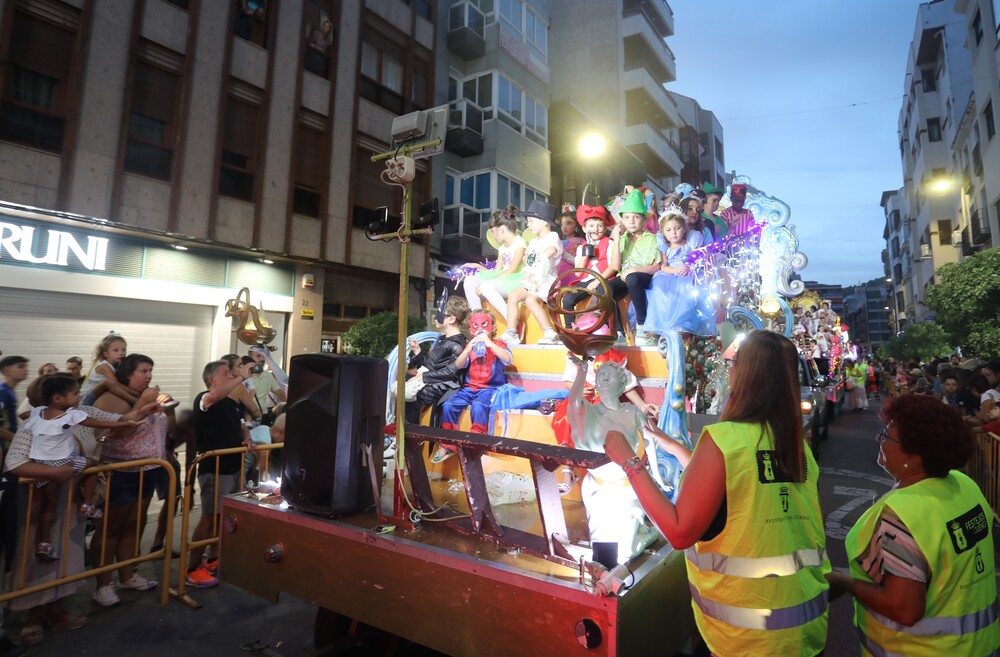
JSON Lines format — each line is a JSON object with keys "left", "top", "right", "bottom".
{"left": 929, "top": 177, "right": 953, "bottom": 194}
{"left": 579, "top": 134, "right": 606, "bottom": 159}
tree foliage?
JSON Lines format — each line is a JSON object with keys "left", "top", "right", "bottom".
{"left": 924, "top": 247, "right": 1000, "bottom": 357}
{"left": 342, "top": 312, "right": 425, "bottom": 358}
{"left": 877, "top": 321, "right": 953, "bottom": 362}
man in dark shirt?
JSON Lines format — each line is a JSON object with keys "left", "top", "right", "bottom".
{"left": 185, "top": 359, "right": 254, "bottom": 588}
{"left": 0, "top": 356, "right": 29, "bottom": 451}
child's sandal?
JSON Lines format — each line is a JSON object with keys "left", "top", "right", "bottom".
{"left": 78, "top": 503, "right": 103, "bottom": 519}
{"left": 35, "top": 542, "right": 59, "bottom": 561}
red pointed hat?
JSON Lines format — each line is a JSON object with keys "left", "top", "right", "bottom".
{"left": 577, "top": 204, "right": 611, "bottom": 228}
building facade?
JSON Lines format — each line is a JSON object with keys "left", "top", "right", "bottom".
{"left": 953, "top": 0, "right": 1000, "bottom": 253}
{"left": 881, "top": 188, "right": 915, "bottom": 332}
{"left": 844, "top": 277, "right": 893, "bottom": 356}
{"left": 670, "top": 91, "right": 725, "bottom": 189}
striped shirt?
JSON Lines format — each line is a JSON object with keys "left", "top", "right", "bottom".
{"left": 719, "top": 208, "right": 757, "bottom": 236}
{"left": 856, "top": 505, "right": 929, "bottom": 584}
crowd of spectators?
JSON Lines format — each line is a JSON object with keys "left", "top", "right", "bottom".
{"left": 0, "top": 338, "right": 288, "bottom": 652}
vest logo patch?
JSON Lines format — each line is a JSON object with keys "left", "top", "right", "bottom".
{"left": 756, "top": 450, "right": 796, "bottom": 484}
{"left": 946, "top": 505, "right": 989, "bottom": 555}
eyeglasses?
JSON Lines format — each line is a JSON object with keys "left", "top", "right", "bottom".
{"left": 876, "top": 425, "right": 898, "bottom": 444}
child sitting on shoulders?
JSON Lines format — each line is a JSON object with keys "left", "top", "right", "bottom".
{"left": 26, "top": 374, "right": 157, "bottom": 561}
{"left": 80, "top": 332, "right": 137, "bottom": 406}
{"left": 435, "top": 310, "right": 512, "bottom": 462}
{"left": 500, "top": 200, "right": 563, "bottom": 345}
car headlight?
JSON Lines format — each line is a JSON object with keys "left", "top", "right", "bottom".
{"left": 800, "top": 400, "right": 813, "bottom": 414}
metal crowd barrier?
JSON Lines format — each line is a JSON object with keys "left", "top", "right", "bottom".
{"left": 968, "top": 431, "right": 1000, "bottom": 523}
{"left": 170, "top": 443, "right": 283, "bottom": 609}
{"left": 0, "top": 458, "right": 177, "bottom": 608}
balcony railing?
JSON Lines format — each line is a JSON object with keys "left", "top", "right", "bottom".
{"left": 445, "top": 99, "right": 484, "bottom": 157}
{"left": 443, "top": 204, "right": 487, "bottom": 239}
{"left": 447, "top": 1, "right": 486, "bottom": 60}
{"left": 972, "top": 209, "right": 992, "bottom": 244}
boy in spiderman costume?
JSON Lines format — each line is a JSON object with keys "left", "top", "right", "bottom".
{"left": 434, "top": 310, "right": 512, "bottom": 463}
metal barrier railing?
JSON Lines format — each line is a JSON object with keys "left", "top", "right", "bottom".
{"left": 968, "top": 431, "right": 1000, "bottom": 523}
{"left": 0, "top": 458, "right": 177, "bottom": 607}
{"left": 170, "top": 443, "right": 283, "bottom": 609}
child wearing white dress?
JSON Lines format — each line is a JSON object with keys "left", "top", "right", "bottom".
{"left": 26, "top": 374, "right": 151, "bottom": 561}
{"left": 499, "top": 200, "right": 563, "bottom": 345}
{"left": 80, "top": 333, "right": 138, "bottom": 406}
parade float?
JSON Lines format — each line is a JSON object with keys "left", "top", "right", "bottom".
{"left": 219, "top": 100, "right": 816, "bottom": 654}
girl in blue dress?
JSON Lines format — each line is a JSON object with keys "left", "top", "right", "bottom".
{"left": 643, "top": 213, "right": 717, "bottom": 339}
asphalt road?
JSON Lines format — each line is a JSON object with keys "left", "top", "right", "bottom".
{"left": 6, "top": 400, "right": 891, "bottom": 657}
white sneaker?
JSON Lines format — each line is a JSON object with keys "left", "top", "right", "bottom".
{"left": 499, "top": 329, "right": 520, "bottom": 345}
{"left": 92, "top": 583, "right": 120, "bottom": 607}
{"left": 537, "top": 330, "right": 561, "bottom": 345}
{"left": 119, "top": 573, "right": 157, "bottom": 591}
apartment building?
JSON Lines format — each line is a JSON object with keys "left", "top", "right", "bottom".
{"left": 844, "top": 277, "right": 893, "bottom": 355}
{"left": 952, "top": 0, "right": 1000, "bottom": 252}
{"left": 435, "top": 0, "right": 683, "bottom": 268}
{"left": 881, "top": 188, "right": 916, "bottom": 331}
{"left": 670, "top": 91, "right": 725, "bottom": 189}
{"left": 0, "top": 0, "right": 435, "bottom": 377}
{"left": 895, "top": 0, "right": 971, "bottom": 321}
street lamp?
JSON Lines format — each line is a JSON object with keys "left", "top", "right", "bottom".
{"left": 579, "top": 134, "right": 606, "bottom": 159}
{"left": 929, "top": 176, "right": 954, "bottom": 195}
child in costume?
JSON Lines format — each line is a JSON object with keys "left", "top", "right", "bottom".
{"left": 643, "top": 212, "right": 717, "bottom": 341}
{"left": 559, "top": 204, "right": 616, "bottom": 327}
{"left": 557, "top": 204, "right": 586, "bottom": 277}
{"left": 608, "top": 189, "right": 661, "bottom": 346}
{"left": 404, "top": 295, "right": 471, "bottom": 425}
{"left": 500, "top": 200, "right": 563, "bottom": 345}
{"left": 435, "top": 310, "right": 513, "bottom": 462}
{"left": 461, "top": 206, "right": 525, "bottom": 313}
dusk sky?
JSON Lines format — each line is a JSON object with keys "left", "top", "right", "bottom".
{"left": 669, "top": 0, "right": 927, "bottom": 286}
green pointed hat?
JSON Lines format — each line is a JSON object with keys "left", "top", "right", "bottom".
{"left": 620, "top": 189, "right": 647, "bottom": 215}
{"left": 702, "top": 182, "right": 724, "bottom": 196}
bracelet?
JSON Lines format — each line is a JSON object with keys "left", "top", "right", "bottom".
{"left": 623, "top": 452, "right": 648, "bottom": 480}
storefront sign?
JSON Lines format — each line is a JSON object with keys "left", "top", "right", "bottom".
{"left": 301, "top": 308, "right": 315, "bottom": 320}
{"left": 0, "top": 220, "right": 109, "bottom": 271}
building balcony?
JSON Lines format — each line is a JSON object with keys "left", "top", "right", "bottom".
{"left": 447, "top": 1, "right": 486, "bottom": 60}
{"left": 622, "top": 13, "right": 675, "bottom": 84}
{"left": 441, "top": 204, "right": 489, "bottom": 260}
{"left": 971, "top": 210, "right": 992, "bottom": 245}
{"left": 623, "top": 67, "right": 681, "bottom": 129}
{"left": 622, "top": 0, "right": 674, "bottom": 37}
{"left": 622, "top": 123, "right": 682, "bottom": 180}
{"left": 445, "top": 99, "right": 484, "bottom": 157}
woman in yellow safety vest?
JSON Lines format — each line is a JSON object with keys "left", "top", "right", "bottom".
{"left": 827, "top": 394, "right": 1000, "bottom": 657}
{"left": 606, "top": 330, "right": 829, "bottom": 656}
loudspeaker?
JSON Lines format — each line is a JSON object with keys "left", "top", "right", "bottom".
{"left": 281, "top": 353, "right": 388, "bottom": 516}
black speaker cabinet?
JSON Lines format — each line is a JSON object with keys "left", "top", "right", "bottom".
{"left": 281, "top": 353, "right": 388, "bottom": 516}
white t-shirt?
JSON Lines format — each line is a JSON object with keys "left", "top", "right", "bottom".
{"left": 981, "top": 389, "right": 1000, "bottom": 405}
{"left": 25, "top": 407, "right": 89, "bottom": 461}
{"left": 521, "top": 231, "right": 563, "bottom": 295}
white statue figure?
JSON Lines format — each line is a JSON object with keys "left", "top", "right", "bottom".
{"left": 566, "top": 358, "right": 659, "bottom": 562}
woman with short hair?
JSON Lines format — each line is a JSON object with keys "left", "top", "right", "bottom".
{"left": 828, "top": 394, "right": 999, "bottom": 656}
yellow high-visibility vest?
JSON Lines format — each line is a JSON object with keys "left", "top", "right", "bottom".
{"left": 846, "top": 471, "right": 1000, "bottom": 657}
{"left": 684, "top": 421, "right": 829, "bottom": 657}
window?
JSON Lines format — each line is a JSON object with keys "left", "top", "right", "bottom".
{"left": 497, "top": 75, "right": 522, "bottom": 129}
{"left": 715, "top": 136, "right": 724, "bottom": 164}
{"left": 411, "top": 61, "right": 429, "bottom": 110}
{"left": 985, "top": 100, "right": 996, "bottom": 140}
{"left": 359, "top": 30, "right": 427, "bottom": 116}
{"left": 524, "top": 95, "right": 547, "bottom": 146}
{"left": 293, "top": 116, "right": 325, "bottom": 217}
{"left": 219, "top": 86, "right": 262, "bottom": 201}
{"left": 234, "top": 0, "right": 270, "bottom": 48}
{"left": 920, "top": 67, "right": 937, "bottom": 92}
{"left": 973, "top": 9, "right": 984, "bottom": 46}
{"left": 927, "top": 118, "right": 942, "bottom": 142}
{"left": 499, "top": 0, "right": 521, "bottom": 32}
{"left": 124, "top": 58, "right": 180, "bottom": 180}
{"left": 0, "top": 8, "right": 79, "bottom": 153}
{"left": 525, "top": 8, "right": 546, "bottom": 58}
{"left": 461, "top": 72, "right": 493, "bottom": 118}
{"left": 303, "top": 0, "right": 334, "bottom": 78}
{"left": 937, "top": 220, "right": 953, "bottom": 245}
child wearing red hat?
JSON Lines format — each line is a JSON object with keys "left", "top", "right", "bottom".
{"left": 559, "top": 204, "right": 618, "bottom": 327}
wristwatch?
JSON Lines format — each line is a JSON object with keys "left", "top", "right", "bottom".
{"left": 622, "top": 452, "right": 648, "bottom": 480}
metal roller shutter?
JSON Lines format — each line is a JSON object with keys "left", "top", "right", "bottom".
{"left": 0, "top": 288, "right": 213, "bottom": 408}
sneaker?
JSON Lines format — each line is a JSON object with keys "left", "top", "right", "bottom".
{"left": 537, "top": 330, "right": 561, "bottom": 345}
{"left": 119, "top": 573, "right": 157, "bottom": 591}
{"left": 92, "top": 583, "right": 120, "bottom": 607}
{"left": 499, "top": 329, "right": 520, "bottom": 345}
{"left": 185, "top": 566, "right": 219, "bottom": 588}
{"left": 205, "top": 558, "right": 219, "bottom": 576}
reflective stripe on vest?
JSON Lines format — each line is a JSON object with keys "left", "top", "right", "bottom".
{"left": 861, "top": 598, "right": 998, "bottom": 637}
{"left": 689, "top": 584, "right": 828, "bottom": 631}
{"left": 685, "top": 546, "right": 828, "bottom": 578}
{"left": 861, "top": 627, "right": 1000, "bottom": 657}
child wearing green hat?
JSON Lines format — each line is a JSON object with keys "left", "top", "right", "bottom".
{"left": 608, "top": 190, "right": 661, "bottom": 346}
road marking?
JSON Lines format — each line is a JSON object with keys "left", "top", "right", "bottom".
{"left": 826, "top": 485, "right": 879, "bottom": 540}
